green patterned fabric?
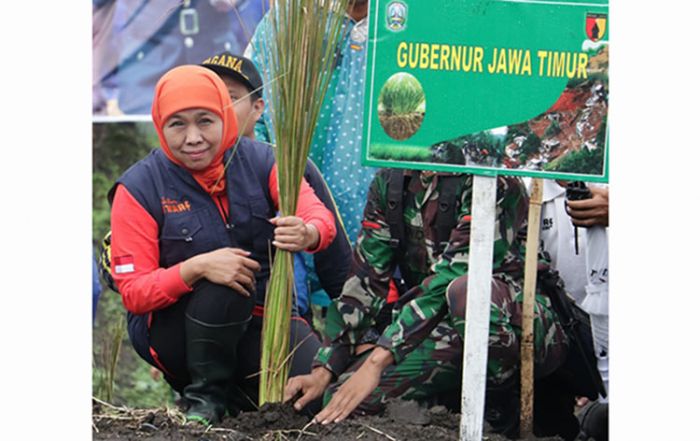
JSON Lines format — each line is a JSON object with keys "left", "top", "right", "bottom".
{"left": 314, "top": 169, "right": 568, "bottom": 403}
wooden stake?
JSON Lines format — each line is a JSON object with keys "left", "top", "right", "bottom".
{"left": 520, "top": 178, "right": 543, "bottom": 438}
{"left": 460, "top": 175, "right": 497, "bottom": 441}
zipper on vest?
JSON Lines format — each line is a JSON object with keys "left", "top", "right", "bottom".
{"left": 214, "top": 195, "right": 235, "bottom": 231}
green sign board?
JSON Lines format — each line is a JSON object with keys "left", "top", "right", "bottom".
{"left": 362, "top": 0, "right": 609, "bottom": 182}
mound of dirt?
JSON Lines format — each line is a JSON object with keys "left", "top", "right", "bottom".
{"left": 93, "top": 399, "right": 565, "bottom": 441}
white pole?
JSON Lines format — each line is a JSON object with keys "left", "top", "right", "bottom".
{"left": 460, "top": 175, "right": 498, "bottom": 441}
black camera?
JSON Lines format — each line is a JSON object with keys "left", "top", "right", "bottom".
{"left": 566, "top": 181, "right": 592, "bottom": 202}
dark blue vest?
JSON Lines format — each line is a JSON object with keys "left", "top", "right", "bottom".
{"left": 114, "top": 137, "right": 277, "bottom": 306}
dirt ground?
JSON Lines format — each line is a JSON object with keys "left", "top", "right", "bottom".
{"left": 93, "top": 398, "right": 565, "bottom": 441}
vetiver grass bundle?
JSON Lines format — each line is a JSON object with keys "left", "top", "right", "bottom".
{"left": 259, "top": 0, "right": 352, "bottom": 405}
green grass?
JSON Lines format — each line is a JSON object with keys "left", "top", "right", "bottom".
{"left": 93, "top": 122, "right": 174, "bottom": 408}
{"left": 369, "top": 144, "right": 432, "bottom": 161}
{"left": 379, "top": 73, "right": 426, "bottom": 115}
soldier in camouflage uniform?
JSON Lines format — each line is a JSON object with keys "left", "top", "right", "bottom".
{"left": 285, "top": 168, "right": 573, "bottom": 437}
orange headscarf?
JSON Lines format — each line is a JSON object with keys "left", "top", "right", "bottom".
{"left": 151, "top": 65, "right": 239, "bottom": 194}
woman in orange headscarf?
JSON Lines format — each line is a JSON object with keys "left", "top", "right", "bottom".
{"left": 109, "top": 65, "right": 336, "bottom": 425}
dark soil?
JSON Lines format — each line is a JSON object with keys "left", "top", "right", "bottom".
{"left": 93, "top": 399, "right": 564, "bottom": 441}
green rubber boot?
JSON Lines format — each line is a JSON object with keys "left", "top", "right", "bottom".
{"left": 183, "top": 314, "right": 250, "bottom": 426}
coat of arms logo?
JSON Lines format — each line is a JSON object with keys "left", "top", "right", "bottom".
{"left": 386, "top": 1, "right": 408, "bottom": 32}
{"left": 586, "top": 13, "right": 607, "bottom": 42}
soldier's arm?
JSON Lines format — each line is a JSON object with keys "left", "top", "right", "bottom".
{"left": 313, "top": 170, "right": 397, "bottom": 377}
{"left": 376, "top": 176, "right": 528, "bottom": 363}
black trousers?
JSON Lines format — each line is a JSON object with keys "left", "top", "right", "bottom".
{"left": 127, "top": 281, "right": 321, "bottom": 410}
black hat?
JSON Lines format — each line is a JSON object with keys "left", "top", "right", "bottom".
{"left": 201, "top": 52, "right": 263, "bottom": 99}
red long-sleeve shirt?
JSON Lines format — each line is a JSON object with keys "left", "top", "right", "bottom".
{"left": 111, "top": 164, "right": 336, "bottom": 315}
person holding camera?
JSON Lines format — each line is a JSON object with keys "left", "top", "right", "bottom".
{"left": 533, "top": 179, "right": 609, "bottom": 441}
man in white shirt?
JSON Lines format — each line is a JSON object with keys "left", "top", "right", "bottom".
{"left": 531, "top": 178, "right": 609, "bottom": 441}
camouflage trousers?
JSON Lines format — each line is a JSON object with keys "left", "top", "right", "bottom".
{"left": 324, "top": 273, "right": 568, "bottom": 415}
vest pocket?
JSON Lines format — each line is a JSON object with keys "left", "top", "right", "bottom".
{"left": 159, "top": 210, "right": 205, "bottom": 266}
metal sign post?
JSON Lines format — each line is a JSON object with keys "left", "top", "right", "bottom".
{"left": 459, "top": 174, "right": 497, "bottom": 441}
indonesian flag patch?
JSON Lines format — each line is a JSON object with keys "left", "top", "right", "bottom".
{"left": 114, "top": 255, "right": 135, "bottom": 274}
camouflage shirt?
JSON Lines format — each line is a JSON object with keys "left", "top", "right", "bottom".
{"left": 314, "top": 169, "right": 529, "bottom": 376}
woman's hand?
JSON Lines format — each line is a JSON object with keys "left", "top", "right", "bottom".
{"left": 180, "top": 247, "right": 261, "bottom": 296}
{"left": 270, "top": 216, "right": 319, "bottom": 251}
{"left": 313, "top": 347, "right": 393, "bottom": 425}
{"left": 284, "top": 367, "right": 333, "bottom": 411}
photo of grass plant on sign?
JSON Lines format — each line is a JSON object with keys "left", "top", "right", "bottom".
{"left": 378, "top": 72, "right": 425, "bottom": 140}
{"left": 363, "top": 0, "right": 610, "bottom": 183}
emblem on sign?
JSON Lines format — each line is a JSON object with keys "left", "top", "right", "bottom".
{"left": 386, "top": 1, "right": 408, "bottom": 32}
{"left": 586, "top": 13, "right": 607, "bottom": 42}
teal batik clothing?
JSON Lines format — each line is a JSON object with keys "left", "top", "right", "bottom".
{"left": 246, "top": 13, "right": 376, "bottom": 245}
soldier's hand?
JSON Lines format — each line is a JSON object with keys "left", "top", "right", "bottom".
{"left": 314, "top": 347, "right": 393, "bottom": 425}
{"left": 284, "top": 367, "right": 332, "bottom": 411}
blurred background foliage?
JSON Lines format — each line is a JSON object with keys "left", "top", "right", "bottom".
{"left": 92, "top": 122, "right": 175, "bottom": 408}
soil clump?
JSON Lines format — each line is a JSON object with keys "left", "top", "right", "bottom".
{"left": 93, "top": 399, "right": 564, "bottom": 441}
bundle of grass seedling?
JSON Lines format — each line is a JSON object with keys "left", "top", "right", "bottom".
{"left": 378, "top": 72, "right": 426, "bottom": 140}
{"left": 258, "top": 0, "right": 352, "bottom": 405}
